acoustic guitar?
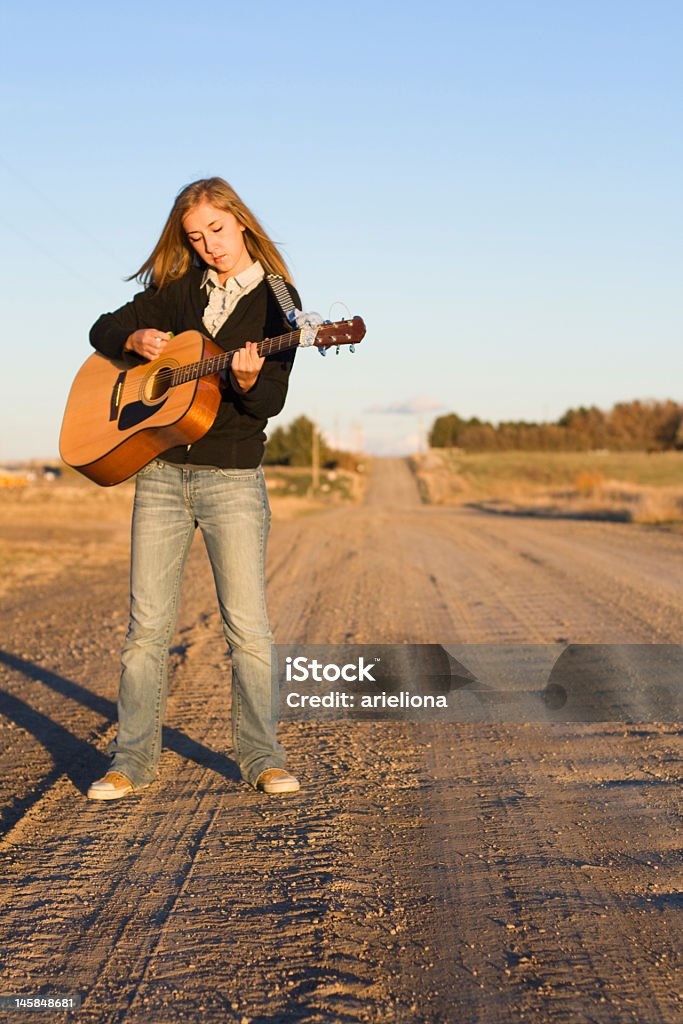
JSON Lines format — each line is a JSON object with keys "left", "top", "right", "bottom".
{"left": 60, "top": 317, "right": 366, "bottom": 486}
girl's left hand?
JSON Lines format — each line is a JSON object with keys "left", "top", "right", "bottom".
{"left": 232, "top": 342, "right": 265, "bottom": 392}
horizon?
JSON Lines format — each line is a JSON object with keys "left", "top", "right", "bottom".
{"left": 10, "top": 391, "right": 683, "bottom": 465}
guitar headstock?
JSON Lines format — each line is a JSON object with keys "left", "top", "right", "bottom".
{"left": 308, "top": 317, "right": 366, "bottom": 351}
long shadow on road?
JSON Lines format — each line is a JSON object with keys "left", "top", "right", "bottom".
{"left": 0, "top": 649, "right": 240, "bottom": 839}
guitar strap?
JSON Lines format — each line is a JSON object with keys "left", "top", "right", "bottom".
{"left": 266, "top": 274, "right": 298, "bottom": 329}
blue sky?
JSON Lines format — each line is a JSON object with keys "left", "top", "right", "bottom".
{"left": 1, "top": 0, "right": 681, "bottom": 458}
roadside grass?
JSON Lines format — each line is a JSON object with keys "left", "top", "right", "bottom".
{"left": 410, "top": 449, "right": 683, "bottom": 526}
{"left": 264, "top": 465, "right": 362, "bottom": 503}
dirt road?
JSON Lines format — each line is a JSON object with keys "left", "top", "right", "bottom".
{"left": 0, "top": 459, "right": 680, "bottom": 1023}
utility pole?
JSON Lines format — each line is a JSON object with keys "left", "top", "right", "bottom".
{"left": 311, "top": 420, "right": 320, "bottom": 493}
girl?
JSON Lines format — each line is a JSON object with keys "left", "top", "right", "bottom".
{"left": 88, "top": 177, "right": 301, "bottom": 799}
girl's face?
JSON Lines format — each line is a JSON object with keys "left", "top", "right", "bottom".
{"left": 182, "top": 200, "right": 252, "bottom": 283}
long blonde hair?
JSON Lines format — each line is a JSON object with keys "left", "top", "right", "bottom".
{"left": 129, "top": 177, "right": 292, "bottom": 289}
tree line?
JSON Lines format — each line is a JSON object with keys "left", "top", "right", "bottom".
{"left": 429, "top": 400, "right": 683, "bottom": 452}
{"left": 264, "top": 415, "right": 358, "bottom": 471}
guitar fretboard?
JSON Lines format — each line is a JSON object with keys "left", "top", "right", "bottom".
{"left": 169, "top": 328, "right": 303, "bottom": 387}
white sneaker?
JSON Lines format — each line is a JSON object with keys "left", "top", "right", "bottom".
{"left": 88, "top": 770, "right": 136, "bottom": 801}
{"left": 255, "top": 768, "right": 300, "bottom": 794}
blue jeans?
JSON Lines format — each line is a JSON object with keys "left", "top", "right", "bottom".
{"left": 106, "top": 460, "right": 285, "bottom": 787}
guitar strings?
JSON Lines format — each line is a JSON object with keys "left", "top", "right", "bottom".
{"left": 108, "top": 330, "right": 300, "bottom": 402}
{"left": 107, "top": 320, "right": 359, "bottom": 403}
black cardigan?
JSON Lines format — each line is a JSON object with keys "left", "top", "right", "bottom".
{"left": 90, "top": 268, "right": 300, "bottom": 468}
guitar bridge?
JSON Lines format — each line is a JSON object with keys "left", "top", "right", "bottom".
{"left": 110, "top": 372, "right": 126, "bottom": 421}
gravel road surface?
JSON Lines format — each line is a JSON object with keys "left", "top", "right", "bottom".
{"left": 0, "top": 459, "right": 680, "bottom": 1023}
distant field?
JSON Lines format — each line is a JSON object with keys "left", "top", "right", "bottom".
{"left": 417, "top": 449, "right": 683, "bottom": 487}
{"left": 410, "top": 449, "right": 683, "bottom": 524}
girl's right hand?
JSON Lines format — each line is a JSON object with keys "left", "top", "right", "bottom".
{"left": 124, "top": 329, "right": 172, "bottom": 360}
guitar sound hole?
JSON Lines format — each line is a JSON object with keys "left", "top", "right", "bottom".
{"left": 143, "top": 364, "right": 177, "bottom": 404}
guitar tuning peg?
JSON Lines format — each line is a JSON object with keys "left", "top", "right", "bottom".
{"left": 349, "top": 344, "right": 356, "bottom": 354}
{"left": 319, "top": 346, "right": 327, "bottom": 357}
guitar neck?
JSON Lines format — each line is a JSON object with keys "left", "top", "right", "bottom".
{"left": 169, "top": 329, "right": 302, "bottom": 388}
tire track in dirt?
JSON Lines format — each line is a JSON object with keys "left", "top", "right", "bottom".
{"left": 267, "top": 460, "right": 683, "bottom": 646}
{"left": 430, "top": 510, "right": 683, "bottom": 642}
{"left": 413, "top": 722, "right": 681, "bottom": 1023}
